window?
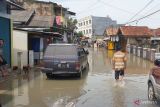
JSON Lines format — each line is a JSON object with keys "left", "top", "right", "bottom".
{"left": 83, "top": 22, "right": 85, "bottom": 26}
{"left": 89, "top": 20, "right": 91, "bottom": 24}
{"left": 45, "top": 45, "right": 77, "bottom": 56}
{"left": 86, "top": 21, "right": 88, "bottom": 25}
{"left": 89, "top": 29, "right": 92, "bottom": 34}
{"left": 83, "top": 30, "right": 85, "bottom": 34}
{"left": 79, "top": 23, "right": 81, "bottom": 27}
{"left": 86, "top": 29, "right": 88, "bottom": 34}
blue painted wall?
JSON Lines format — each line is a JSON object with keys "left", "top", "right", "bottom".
{"left": 31, "top": 38, "right": 40, "bottom": 52}
{"left": 0, "top": 17, "right": 11, "bottom": 65}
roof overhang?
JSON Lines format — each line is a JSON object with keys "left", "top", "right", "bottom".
{"left": 14, "top": 28, "right": 63, "bottom": 37}
{"left": 68, "top": 11, "right": 76, "bottom": 16}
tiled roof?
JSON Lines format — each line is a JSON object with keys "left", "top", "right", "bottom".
{"left": 105, "top": 27, "right": 119, "bottom": 36}
{"left": 120, "top": 26, "right": 152, "bottom": 37}
{"left": 150, "top": 28, "right": 160, "bottom": 36}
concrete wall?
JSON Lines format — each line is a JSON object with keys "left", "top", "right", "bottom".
{"left": 0, "top": 0, "right": 7, "bottom": 14}
{"left": 92, "top": 16, "right": 117, "bottom": 36}
{"left": 23, "top": 2, "right": 53, "bottom": 16}
{"left": 127, "top": 38, "right": 138, "bottom": 45}
{"left": 13, "top": 30, "right": 28, "bottom": 68}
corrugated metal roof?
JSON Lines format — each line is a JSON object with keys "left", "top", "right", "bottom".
{"left": 11, "top": 10, "right": 35, "bottom": 23}
{"left": 28, "top": 15, "right": 54, "bottom": 27}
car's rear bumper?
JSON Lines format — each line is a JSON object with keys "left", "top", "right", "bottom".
{"left": 41, "top": 67, "right": 80, "bottom": 74}
{"left": 41, "top": 67, "right": 53, "bottom": 73}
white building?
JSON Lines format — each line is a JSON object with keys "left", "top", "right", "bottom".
{"left": 77, "top": 16, "right": 117, "bottom": 38}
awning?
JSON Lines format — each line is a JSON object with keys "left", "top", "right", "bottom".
{"left": 14, "top": 28, "right": 62, "bottom": 38}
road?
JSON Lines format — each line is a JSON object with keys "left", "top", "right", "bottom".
{"left": 0, "top": 48, "right": 159, "bottom": 107}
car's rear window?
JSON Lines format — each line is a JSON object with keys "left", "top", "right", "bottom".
{"left": 45, "top": 45, "right": 77, "bottom": 56}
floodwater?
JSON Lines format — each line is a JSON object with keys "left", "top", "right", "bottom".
{"left": 0, "top": 48, "right": 159, "bottom": 107}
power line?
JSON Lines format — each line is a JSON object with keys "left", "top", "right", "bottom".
{"left": 126, "top": 0, "right": 154, "bottom": 23}
{"left": 77, "top": 0, "right": 116, "bottom": 15}
{"left": 77, "top": 0, "right": 100, "bottom": 14}
{"left": 141, "top": 1, "right": 160, "bottom": 17}
{"left": 125, "top": 8, "right": 160, "bottom": 25}
{"left": 99, "top": 0, "right": 134, "bottom": 15}
{"left": 77, "top": 4, "right": 102, "bottom": 15}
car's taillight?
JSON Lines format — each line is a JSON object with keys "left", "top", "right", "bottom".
{"left": 76, "top": 62, "right": 80, "bottom": 70}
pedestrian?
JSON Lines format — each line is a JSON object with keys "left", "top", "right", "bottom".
{"left": 112, "top": 47, "right": 127, "bottom": 87}
{"left": 0, "top": 55, "right": 8, "bottom": 77}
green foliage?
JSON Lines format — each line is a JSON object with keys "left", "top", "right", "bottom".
{"left": 67, "top": 18, "right": 78, "bottom": 31}
{"left": 77, "top": 31, "right": 83, "bottom": 37}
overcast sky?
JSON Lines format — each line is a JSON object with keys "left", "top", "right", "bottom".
{"left": 43, "top": 0, "right": 160, "bottom": 28}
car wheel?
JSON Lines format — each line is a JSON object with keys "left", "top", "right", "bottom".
{"left": 77, "top": 71, "right": 82, "bottom": 78}
{"left": 46, "top": 73, "right": 52, "bottom": 79}
{"left": 148, "top": 82, "right": 156, "bottom": 101}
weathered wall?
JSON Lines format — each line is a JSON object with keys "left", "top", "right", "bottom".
{"left": 24, "top": 2, "right": 53, "bottom": 16}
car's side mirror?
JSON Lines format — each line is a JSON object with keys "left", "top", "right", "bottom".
{"left": 154, "top": 59, "right": 160, "bottom": 67}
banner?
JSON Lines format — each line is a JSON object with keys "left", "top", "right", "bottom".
{"left": 56, "top": 16, "right": 61, "bottom": 25}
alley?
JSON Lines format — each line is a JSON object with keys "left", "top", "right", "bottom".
{"left": 0, "top": 48, "right": 158, "bottom": 107}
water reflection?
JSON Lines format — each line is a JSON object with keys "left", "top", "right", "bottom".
{"left": 13, "top": 74, "right": 29, "bottom": 107}
{"left": 126, "top": 54, "right": 153, "bottom": 74}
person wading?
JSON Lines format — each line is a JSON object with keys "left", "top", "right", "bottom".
{"left": 112, "top": 47, "right": 127, "bottom": 87}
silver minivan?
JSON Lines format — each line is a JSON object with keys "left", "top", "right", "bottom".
{"left": 41, "top": 44, "right": 89, "bottom": 78}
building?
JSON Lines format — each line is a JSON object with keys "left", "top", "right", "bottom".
{"left": 11, "top": 0, "right": 75, "bottom": 65}
{"left": 0, "top": 0, "right": 24, "bottom": 66}
{"left": 150, "top": 28, "right": 160, "bottom": 52}
{"left": 105, "top": 26, "right": 152, "bottom": 51}
{"left": 77, "top": 16, "right": 117, "bottom": 39}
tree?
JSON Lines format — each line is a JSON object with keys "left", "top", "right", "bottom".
{"left": 77, "top": 31, "right": 83, "bottom": 37}
{"left": 67, "top": 18, "right": 78, "bottom": 31}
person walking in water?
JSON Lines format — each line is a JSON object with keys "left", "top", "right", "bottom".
{"left": 112, "top": 47, "right": 127, "bottom": 87}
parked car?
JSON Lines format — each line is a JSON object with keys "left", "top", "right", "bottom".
{"left": 148, "top": 59, "right": 160, "bottom": 101}
{"left": 41, "top": 44, "right": 89, "bottom": 78}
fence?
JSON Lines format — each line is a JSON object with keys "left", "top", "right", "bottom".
{"left": 127, "top": 44, "right": 157, "bottom": 62}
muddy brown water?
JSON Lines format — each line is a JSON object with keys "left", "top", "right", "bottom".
{"left": 0, "top": 48, "right": 158, "bottom": 107}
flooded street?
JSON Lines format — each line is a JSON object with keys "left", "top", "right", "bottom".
{"left": 0, "top": 48, "right": 159, "bottom": 107}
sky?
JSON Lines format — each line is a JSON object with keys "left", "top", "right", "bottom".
{"left": 42, "top": 0, "right": 160, "bottom": 28}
